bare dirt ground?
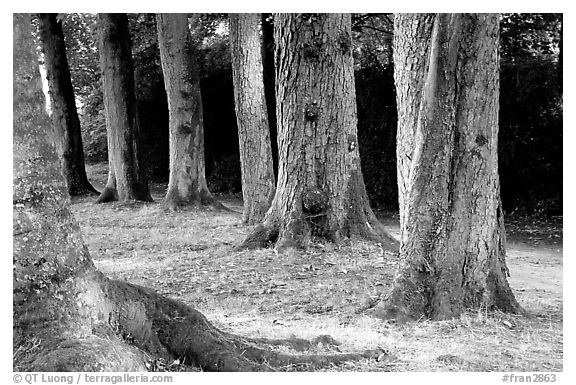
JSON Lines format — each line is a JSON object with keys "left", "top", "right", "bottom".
{"left": 69, "top": 164, "right": 563, "bottom": 372}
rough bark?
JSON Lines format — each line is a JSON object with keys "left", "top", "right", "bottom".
{"left": 261, "top": 13, "right": 279, "bottom": 175}
{"left": 37, "top": 13, "right": 98, "bottom": 197}
{"left": 392, "top": 13, "right": 434, "bottom": 231}
{"left": 241, "top": 13, "right": 397, "bottom": 251}
{"left": 372, "top": 13, "right": 521, "bottom": 322}
{"left": 96, "top": 13, "right": 152, "bottom": 203}
{"left": 156, "top": 13, "right": 223, "bottom": 211}
{"left": 14, "top": 14, "right": 381, "bottom": 372}
{"left": 230, "top": 13, "right": 276, "bottom": 224}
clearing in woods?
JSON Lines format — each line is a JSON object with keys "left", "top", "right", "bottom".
{"left": 69, "top": 163, "right": 563, "bottom": 371}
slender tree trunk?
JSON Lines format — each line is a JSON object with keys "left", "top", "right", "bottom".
{"left": 373, "top": 13, "right": 521, "bottom": 322}
{"left": 37, "top": 13, "right": 98, "bottom": 196}
{"left": 558, "top": 16, "right": 562, "bottom": 90}
{"left": 96, "top": 13, "right": 152, "bottom": 203}
{"left": 14, "top": 13, "right": 381, "bottom": 372}
{"left": 241, "top": 13, "right": 397, "bottom": 251}
{"left": 392, "top": 13, "right": 435, "bottom": 232}
{"left": 261, "top": 13, "right": 278, "bottom": 176}
{"left": 230, "top": 13, "right": 276, "bottom": 224}
{"left": 156, "top": 13, "right": 222, "bottom": 210}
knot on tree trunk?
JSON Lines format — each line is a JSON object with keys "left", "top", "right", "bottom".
{"left": 302, "top": 187, "right": 328, "bottom": 216}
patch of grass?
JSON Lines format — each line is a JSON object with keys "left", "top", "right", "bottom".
{"left": 70, "top": 171, "right": 563, "bottom": 372}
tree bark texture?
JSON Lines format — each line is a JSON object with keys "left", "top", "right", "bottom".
{"left": 261, "top": 13, "right": 279, "bottom": 175}
{"left": 37, "top": 13, "right": 98, "bottom": 196}
{"left": 14, "top": 14, "right": 380, "bottom": 371}
{"left": 230, "top": 13, "right": 276, "bottom": 224}
{"left": 374, "top": 13, "right": 521, "bottom": 321}
{"left": 96, "top": 13, "right": 152, "bottom": 203}
{"left": 156, "top": 13, "right": 222, "bottom": 210}
{"left": 242, "top": 13, "right": 397, "bottom": 250}
{"left": 392, "top": 13, "right": 435, "bottom": 231}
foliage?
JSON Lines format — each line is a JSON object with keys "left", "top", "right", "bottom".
{"left": 499, "top": 13, "right": 562, "bottom": 215}
{"left": 129, "top": 13, "right": 170, "bottom": 180}
{"left": 206, "top": 154, "right": 242, "bottom": 194}
{"left": 61, "top": 13, "right": 99, "bottom": 100}
{"left": 198, "top": 33, "right": 240, "bottom": 188}
{"left": 355, "top": 63, "right": 398, "bottom": 210}
{"left": 352, "top": 14, "right": 393, "bottom": 69}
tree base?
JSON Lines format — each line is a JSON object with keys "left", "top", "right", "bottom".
{"left": 162, "top": 188, "right": 232, "bottom": 213}
{"left": 69, "top": 183, "right": 99, "bottom": 197}
{"left": 367, "top": 279, "right": 524, "bottom": 323}
{"left": 95, "top": 187, "right": 118, "bottom": 203}
{"left": 95, "top": 187, "right": 154, "bottom": 204}
{"left": 239, "top": 211, "right": 398, "bottom": 252}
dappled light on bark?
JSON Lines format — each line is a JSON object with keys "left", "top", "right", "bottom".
{"left": 372, "top": 13, "right": 521, "bottom": 322}
{"left": 37, "top": 13, "right": 98, "bottom": 197}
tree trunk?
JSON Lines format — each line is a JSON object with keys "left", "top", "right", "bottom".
{"left": 392, "top": 13, "right": 435, "bottom": 231}
{"left": 14, "top": 14, "right": 380, "bottom": 372}
{"left": 96, "top": 13, "right": 152, "bottom": 203}
{"left": 558, "top": 16, "right": 562, "bottom": 90}
{"left": 229, "top": 13, "right": 276, "bottom": 224}
{"left": 373, "top": 13, "right": 521, "bottom": 322}
{"left": 241, "top": 13, "right": 397, "bottom": 251}
{"left": 261, "top": 13, "right": 279, "bottom": 176}
{"left": 156, "top": 13, "right": 223, "bottom": 210}
{"left": 37, "top": 13, "right": 98, "bottom": 197}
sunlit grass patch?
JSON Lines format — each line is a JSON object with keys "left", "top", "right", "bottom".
{"left": 69, "top": 181, "right": 563, "bottom": 372}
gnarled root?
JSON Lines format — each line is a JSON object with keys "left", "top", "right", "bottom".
{"left": 18, "top": 273, "right": 387, "bottom": 372}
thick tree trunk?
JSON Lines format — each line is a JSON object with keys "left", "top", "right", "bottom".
{"left": 37, "top": 13, "right": 98, "bottom": 197}
{"left": 14, "top": 14, "right": 380, "bottom": 372}
{"left": 96, "top": 13, "right": 152, "bottom": 203}
{"left": 230, "top": 13, "right": 276, "bottom": 224}
{"left": 241, "top": 13, "right": 397, "bottom": 250}
{"left": 373, "top": 13, "right": 521, "bottom": 322}
{"left": 156, "top": 13, "right": 223, "bottom": 211}
{"left": 261, "top": 13, "right": 279, "bottom": 176}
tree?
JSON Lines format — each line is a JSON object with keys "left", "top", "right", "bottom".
{"left": 156, "top": 13, "right": 222, "bottom": 210}
{"left": 14, "top": 13, "right": 380, "bottom": 372}
{"left": 372, "top": 13, "right": 521, "bottom": 322}
{"left": 241, "top": 13, "right": 397, "bottom": 250}
{"left": 261, "top": 13, "right": 278, "bottom": 175}
{"left": 37, "top": 13, "right": 98, "bottom": 196}
{"left": 229, "top": 13, "right": 276, "bottom": 224}
{"left": 95, "top": 13, "right": 152, "bottom": 203}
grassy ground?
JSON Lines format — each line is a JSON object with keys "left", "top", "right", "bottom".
{"left": 70, "top": 163, "right": 563, "bottom": 372}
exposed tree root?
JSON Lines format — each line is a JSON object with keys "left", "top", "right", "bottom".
{"left": 95, "top": 187, "right": 119, "bottom": 204}
{"left": 237, "top": 223, "right": 279, "bottom": 250}
{"left": 17, "top": 270, "right": 385, "bottom": 372}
